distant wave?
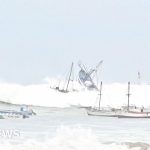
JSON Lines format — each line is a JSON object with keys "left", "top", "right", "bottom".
{"left": 0, "top": 101, "right": 12, "bottom": 105}
{"left": 0, "top": 79, "right": 150, "bottom": 108}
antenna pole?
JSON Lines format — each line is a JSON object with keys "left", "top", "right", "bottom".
{"left": 99, "top": 81, "right": 102, "bottom": 110}
{"left": 138, "top": 72, "right": 141, "bottom": 85}
{"left": 127, "top": 82, "right": 130, "bottom": 112}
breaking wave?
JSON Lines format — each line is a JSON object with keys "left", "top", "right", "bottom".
{"left": 0, "top": 126, "right": 149, "bottom": 150}
{"left": 0, "top": 79, "right": 150, "bottom": 108}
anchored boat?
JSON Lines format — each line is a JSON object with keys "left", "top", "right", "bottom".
{"left": 87, "top": 81, "right": 120, "bottom": 117}
{"left": 118, "top": 111, "right": 150, "bottom": 118}
{"left": 118, "top": 82, "right": 150, "bottom": 118}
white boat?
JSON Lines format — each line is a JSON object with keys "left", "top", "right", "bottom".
{"left": 87, "top": 81, "right": 120, "bottom": 117}
{"left": 0, "top": 106, "right": 36, "bottom": 119}
{"left": 118, "top": 111, "right": 150, "bottom": 118}
{"left": 87, "top": 82, "right": 150, "bottom": 118}
{"left": 118, "top": 82, "right": 150, "bottom": 118}
{"left": 87, "top": 109, "right": 119, "bottom": 117}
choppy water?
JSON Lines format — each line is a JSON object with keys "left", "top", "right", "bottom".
{"left": 0, "top": 104, "right": 150, "bottom": 150}
{"left": 0, "top": 80, "right": 150, "bottom": 149}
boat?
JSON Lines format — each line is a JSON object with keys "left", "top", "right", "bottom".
{"left": 87, "top": 81, "right": 150, "bottom": 118}
{"left": 118, "top": 82, "right": 150, "bottom": 118}
{"left": 87, "top": 109, "right": 119, "bottom": 117}
{"left": 118, "top": 111, "right": 150, "bottom": 118}
{"left": 0, "top": 106, "right": 36, "bottom": 119}
{"left": 78, "top": 61, "right": 103, "bottom": 90}
{"left": 50, "top": 62, "right": 74, "bottom": 93}
{"left": 70, "top": 104, "right": 92, "bottom": 110}
{"left": 87, "top": 81, "right": 120, "bottom": 117}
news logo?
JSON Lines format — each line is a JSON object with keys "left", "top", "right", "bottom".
{"left": 0, "top": 129, "right": 20, "bottom": 138}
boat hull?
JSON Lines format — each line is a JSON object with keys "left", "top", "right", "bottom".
{"left": 0, "top": 108, "right": 35, "bottom": 119}
{"left": 118, "top": 112, "right": 150, "bottom": 118}
{"left": 87, "top": 110, "right": 119, "bottom": 117}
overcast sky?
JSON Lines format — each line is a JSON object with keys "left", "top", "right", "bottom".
{"left": 0, "top": 0, "right": 150, "bottom": 84}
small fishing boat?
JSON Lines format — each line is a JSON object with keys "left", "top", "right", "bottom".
{"left": 118, "top": 111, "right": 150, "bottom": 118}
{"left": 87, "top": 109, "right": 119, "bottom": 117}
{"left": 118, "top": 82, "right": 150, "bottom": 119}
{"left": 87, "top": 81, "right": 120, "bottom": 117}
{"left": 0, "top": 106, "right": 36, "bottom": 119}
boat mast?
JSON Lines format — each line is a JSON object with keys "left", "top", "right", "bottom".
{"left": 98, "top": 81, "right": 102, "bottom": 110}
{"left": 95, "top": 60, "right": 103, "bottom": 87}
{"left": 127, "top": 81, "right": 131, "bottom": 112}
{"left": 65, "top": 62, "right": 74, "bottom": 92}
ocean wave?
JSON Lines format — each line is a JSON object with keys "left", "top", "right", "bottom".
{"left": 0, "top": 126, "right": 149, "bottom": 150}
{"left": 0, "top": 80, "right": 150, "bottom": 108}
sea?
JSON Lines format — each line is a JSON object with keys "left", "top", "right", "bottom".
{"left": 0, "top": 80, "right": 150, "bottom": 150}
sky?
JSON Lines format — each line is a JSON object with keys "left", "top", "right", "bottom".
{"left": 0, "top": 0, "right": 150, "bottom": 84}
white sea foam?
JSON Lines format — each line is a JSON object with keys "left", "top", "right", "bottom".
{"left": 0, "top": 79, "right": 150, "bottom": 108}
{"left": 0, "top": 126, "right": 148, "bottom": 150}
{"left": 0, "top": 79, "right": 150, "bottom": 149}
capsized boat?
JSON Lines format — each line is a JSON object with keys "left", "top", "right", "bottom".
{"left": 78, "top": 60, "right": 103, "bottom": 90}
{"left": 50, "top": 62, "right": 74, "bottom": 93}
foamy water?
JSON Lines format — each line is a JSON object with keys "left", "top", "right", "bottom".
{"left": 0, "top": 79, "right": 150, "bottom": 108}
{"left": 0, "top": 79, "right": 150, "bottom": 149}
{"left": 1, "top": 127, "right": 148, "bottom": 150}
{"left": 0, "top": 108, "right": 150, "bottom": 150}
